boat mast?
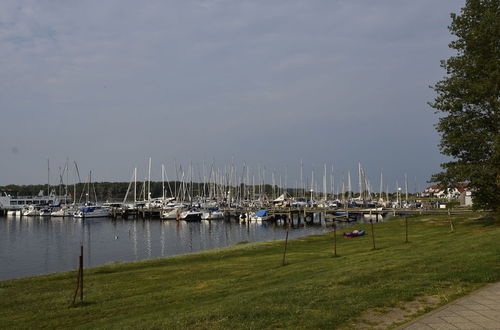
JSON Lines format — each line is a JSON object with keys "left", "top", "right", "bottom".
{"left": 47, "top": 159, "right": 50, "bottom": 198}
{"left": 323, "top": 163, "right": 327, "bottom": 201}
{"left": 396, "top": 180, "right": 400, "bottom": 207}
{"left": 148, "top": 157, "right": 151, "bottom": 202}
{"left": 65, "top": 160, "right": 69, "bottom": 204}
{"left": 134, "top": 167, "right": 137, "bottom": 205}
{"left": 87, "top": 171, "right": 91, "bottom": 204}
{"left": 330, "top": 164, "right": 334, "bottom": 199}
{"left": 73, "top": 161, "right": 81, "bottom": 206}
{"left": 300, "top": 158, "right": 303, "bottom": 199}
{"left": 284, "top": 166, "right": 288, "bottom": 196}
{"left": 358, "top": 163, "right": 362, "bottom": 201}
{"left": 405, "top": 173, "right": 408, "bottom": 206}
{"left": 342, "top": 181, "right": 346, "bottom": 204}
{"left": 347, "top": 171, "right": 352, "bottom": 200}
{"left": 379, "top": 172, "right": 383, "bottom": 201}
{"left": 162, "top": 164, "right": 165, "bottom": 201}
{"left": 310, "top": 168, "right": 314, "bottom": 206}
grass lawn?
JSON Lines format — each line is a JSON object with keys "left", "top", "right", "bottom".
{"left": 1, "top": 213, "right": 499, "bottom": 329}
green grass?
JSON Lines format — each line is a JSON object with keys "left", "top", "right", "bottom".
{"left": 1, "top": 213, "right": 499, "bottom": 329}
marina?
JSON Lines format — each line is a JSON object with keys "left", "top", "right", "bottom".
{"left": 0, "top": 160, "right": 472, "bottom": 281}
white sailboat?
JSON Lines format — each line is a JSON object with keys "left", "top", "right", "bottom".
{"left": 51, "top": 206, "right": 76, "bottom": 217}
{"left": 201, "top": 209, "right": 224, "bottom": 220}
{"left": 22, "top": 205, "right": 40, "bottom": 216}
{"left": 74, "top": 205, "right": 110, "bottom": 218}
{"left": 73, "top": 171, "right": 110, "bottom": 218}
{"left": 179, "top": 209, "right": 203, "bottom": 221}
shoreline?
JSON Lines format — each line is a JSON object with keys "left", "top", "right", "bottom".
{"left": 1, "top": 213, "right": 499, "bottom": 328}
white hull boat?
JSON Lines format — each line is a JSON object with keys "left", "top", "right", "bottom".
{"left": 22, "top": 205, "right": 40, "bottom": 216}
{"left": 201, "top": 211, "right": 224, "bottom": 220}
{"left": 74, "top": 206, "right": 110, "bottom": 218}
{"left": 180, "top": 210, "right": 202, "bottom": 221}
{"left": 161, "top": 208, "right": 184, "bottom": 220}
{"left": 249, "top": 210, "right": 271, "bottom": 222}
{"left": 51, "top": 207, "right": 76, "bottom": 217}
{"left": 39, "top": 207, "right": 53, "bottom": 216}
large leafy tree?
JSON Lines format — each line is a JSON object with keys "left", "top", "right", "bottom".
{"left": 430, "top": 0, "right": 500, "bottom": 212}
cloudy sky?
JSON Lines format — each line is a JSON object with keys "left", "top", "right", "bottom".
{"left": 0, "top": 0, "right": 463, "bottom": 192}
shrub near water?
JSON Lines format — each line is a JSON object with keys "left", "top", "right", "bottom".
{"left": 0, "top": 213, "right": 499, "bottom": 329}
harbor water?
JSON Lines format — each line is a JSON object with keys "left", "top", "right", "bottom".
{"left": 0, "top": 214, "right": 384, "bottom": 281}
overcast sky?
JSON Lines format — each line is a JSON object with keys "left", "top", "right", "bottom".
{"left": 0, "top": 0, "right": 464, "bottom": 192}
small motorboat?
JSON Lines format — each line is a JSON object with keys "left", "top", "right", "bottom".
{"left": 250, "top": 210, "right": 271, "bottom": 222}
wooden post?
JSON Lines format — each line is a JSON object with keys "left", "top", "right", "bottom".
{"left": 448, "top": 209, "right": 454, "bottom": 232}
{"left": 79, "top": 245, "right": 83, "bottom": 302}
{"left": 71, "top": 265, "right": 81, "bottom": 305}
{"left": 405, "top": 217, "right": 408, "bottom": 243}
{"left": 370, "top": 219, "right": 376, "bottom": 250}
{"left": 333, "top": 222, "right": 338, "bottom": 257}
{"left": 282, "top": 223, "right": 290, "bottom": 266}
{"left": 71, "top": 245, "right": 84, "bottom": 305}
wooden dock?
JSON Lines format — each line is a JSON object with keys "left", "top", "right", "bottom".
{"left": 106, "top": 206, "right": 473, "bottom": 223}
{"left": 0, "top": 205, "right": 473, "bottom": 220}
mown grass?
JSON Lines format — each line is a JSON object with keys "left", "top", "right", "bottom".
{"left": 0, "top": 213, "right": 499, "bottom": 329}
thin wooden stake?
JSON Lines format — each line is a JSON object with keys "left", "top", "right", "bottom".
{"left": 370, "top": 219, "right": 376, "bottom": 250}
{"left": 71, "top": 245, "right": 84, "bottom": 305}
{"left": 448, "top": 209, "right": 454, "bottom": 232}
{"left": 405, "top": 217, "right": 409, "bottom": 243}
{"left": 333, "top": 222, "right": 338, "bottom": 257}
{"left": 282, "top": 223, "right": 290, "bottom": 266}
{"left": 71, "top": 266, "right": 81, "bottom": 305}
{"left": 79, "top": 245, "right": 83, "bottom": 302}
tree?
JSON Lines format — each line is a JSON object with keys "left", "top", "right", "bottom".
{"left": 430, "top": 0, "right": 500, "bottom": 212}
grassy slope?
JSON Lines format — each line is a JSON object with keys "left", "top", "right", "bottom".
{"left": 1, "top": 213, "right": 499, "bottom": 329}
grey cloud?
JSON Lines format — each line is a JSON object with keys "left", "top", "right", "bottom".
{"left": 0, "top": 0, "right": 463, "bottom": 189}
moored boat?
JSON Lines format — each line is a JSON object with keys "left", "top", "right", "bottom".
{"left": 51, "top": 206, "right": 76, "bottom": 217}
{"left": 180, "top": 209, "right": 202, "bottom": 221}
{"left": 39, "top": 207, "right": 53, "bottom": 216}
{"left": 74, "top": 205, "right": 110, "bottom": 218}
{"left": 201, "top": 208, "right": 224, "bottom": 220}
{"left": 250, "top": 210, "right": 271, "bottom": 222}
{"left": 22, "top": 205, "right": 40, "bottom": 216}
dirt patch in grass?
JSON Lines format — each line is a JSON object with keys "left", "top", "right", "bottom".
{"left": 340, "top": 295, "right": 441, "bottom": 329}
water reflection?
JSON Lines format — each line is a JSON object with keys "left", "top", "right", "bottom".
{"left": 0, "top": 214, "right": 385, "bottom": 281}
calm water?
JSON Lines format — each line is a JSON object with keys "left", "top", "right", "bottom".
{"left": 0, "top": 214, "right": 381, "bottom": 281}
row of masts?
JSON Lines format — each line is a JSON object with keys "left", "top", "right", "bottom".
{"left": 44, "top": 158, "right": 417, "bottom": 204}
{"left": 113, "top": 158, "right": 418, "bottom": 207}
{"left": 43, "top": 156, "right": 419, "bottom": 206}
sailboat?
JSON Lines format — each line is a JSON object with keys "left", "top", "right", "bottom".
{"left": 201, "top": 208, "right": 224, "bottom": 220}
{"left": 73, "top": 171, "right": 110, "bottom": 218}
{"left": 51, "top": 206, "right": 75, "bottom": 217}
{"left": 73, "top": 204, "right": 110, "bottom": 218}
